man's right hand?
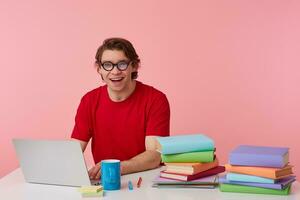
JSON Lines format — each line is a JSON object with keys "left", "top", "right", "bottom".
{"left": 88, "top": 162, "right": 101, "bottom": 180}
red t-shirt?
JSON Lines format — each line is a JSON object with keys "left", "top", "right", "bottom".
{"left": 71, "top": 81, "right": 170, "bottom": 164}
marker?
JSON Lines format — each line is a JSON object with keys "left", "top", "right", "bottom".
{"left": 128, "top": 180, "right": 133, "bottom": 190}
{"left": 137, "top": 177, "right": 142, "bottom": 188}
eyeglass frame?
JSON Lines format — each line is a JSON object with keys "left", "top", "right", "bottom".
{"left": 99, "top": 60, "right": 132, "bottom": 71}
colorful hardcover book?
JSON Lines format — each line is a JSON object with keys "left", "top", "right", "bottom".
{"left": 164, "top": 158, "right": 219, "bottom": 175}
{"left": 161, "top": 150, "right": 214, "bottom": 163}
{"left": 160, "top": 166, "right": 225, "bottom": 181}
{"left": 157, "top": 134, "right": 214, "bottom": 155}
{"left": 229, "top": 145, "right": 289, "bottom": 168}
{"left": 219, "top": 183, "right": 291, "bottom": 195}
{"left": 219, "top": 175, "right": 296, "bottom": 190}
{"left": 152, "top": 184, "right": 216, "bottom": 188}
{"left": 225, "top": 164, "right": 293, "bottom": 179}
{"left": 153, "top": 175, "right": 218, "bottom": 185}
{"left": 227, "top": 172, "right": 276, "bottom": 184}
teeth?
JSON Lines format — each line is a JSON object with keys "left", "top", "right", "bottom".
{"left": 110, "top": 78, "right": 123, "bottom": 81}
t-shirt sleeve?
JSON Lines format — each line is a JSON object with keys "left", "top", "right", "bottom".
{"left": 71, "top": 95, "right": 93, "bottom": 142}
{"left": 146, "top": 93, "right": 170, "bottom": 137}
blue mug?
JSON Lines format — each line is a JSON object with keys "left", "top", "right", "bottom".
{"left": 101, "top": 159, "right": 121, "bottom": 190}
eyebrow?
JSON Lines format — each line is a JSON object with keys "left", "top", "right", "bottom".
{"left": 101, "top": 59, "right": 128, "bottom": 63}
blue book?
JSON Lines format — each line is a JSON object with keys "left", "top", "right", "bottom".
{"left": 219, "top": 175, "right": 296, "bottom": 190}
{"left": 227, "top": 173, "right": 276, "bottom": 184}
{"left": 229, "top": 145, "right": 289, "bottom": 168}
{"left": 157, "top": 134, "right": 214, "bottom": 155}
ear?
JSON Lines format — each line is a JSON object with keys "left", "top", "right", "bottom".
{"left": 94, "top": 62, "right": 100, "bottom": 70}
{"left": 95, "top": 63, "right": 102, "bottom": 73}
{"left": 100, "top": 74, "right": 104, "bottom": 81}
{"left": 131, "top": 63, "right": 138, "bottom": 72}
{"left": 96, "top": 65, "right": 104, "bottom": 81}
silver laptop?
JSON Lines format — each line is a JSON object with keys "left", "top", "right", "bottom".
{"left": 13, "top": 139, "right": 98, "bottom": 187}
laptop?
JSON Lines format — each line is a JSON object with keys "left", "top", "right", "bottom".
{"left": 12, "top": 139, "right": 98, "bottom": 187}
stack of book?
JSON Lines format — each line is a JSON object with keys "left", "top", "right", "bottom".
{"left": 155, "top": 134, "right": 225, "bottom": 187}
{"left": 219, "top": 145, "right": 296, "bottom": 195}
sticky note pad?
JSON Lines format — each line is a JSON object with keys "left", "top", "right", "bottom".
{"left": 78, "top": 185, "right": 103, "bottom": 193}
{"left": 81, "top": 190, "right": 104, "bottom": 197}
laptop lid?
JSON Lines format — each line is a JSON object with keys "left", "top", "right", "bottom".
{"left": 12, "top": 139, "right": 92, "bottom": 187}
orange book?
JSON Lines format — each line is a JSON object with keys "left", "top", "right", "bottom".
{"left": 225, "top": 164, "right": 293, "bottom": 179}
{"left": 164, "top": 158, "right": 219, "bottom": 175}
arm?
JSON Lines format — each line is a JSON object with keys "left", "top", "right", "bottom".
{"left": 89, "top": 136, "right": 161, "bottom": 179}
{"left": 71, "top": 138, "right": 88, "bottom": 152}
{"left": 72, "top": 138, "right": 101, "bottom": 180}
{"left": 120, "top": 136, "right": 161, "bottom": 175}
{"left": 119, "top": 93, "right": 171, "bottom": 174}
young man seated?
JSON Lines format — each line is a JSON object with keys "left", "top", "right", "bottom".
{"left": 71, "top": 38, "right": 170, "bottom": 180}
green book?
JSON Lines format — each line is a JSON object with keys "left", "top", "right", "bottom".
{"left": 161, "top": 151, "right": 214, "bottom": 163}
{"left": 219, "top": 183, "right": 291, "bottom": 195}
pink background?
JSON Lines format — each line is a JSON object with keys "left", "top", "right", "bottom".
{"left": 1, "top": 1, "right": 299, "bottom": 178}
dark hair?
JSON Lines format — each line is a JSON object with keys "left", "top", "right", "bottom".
{"left": 95, "top": 38, "right": 140, "bottom": 79}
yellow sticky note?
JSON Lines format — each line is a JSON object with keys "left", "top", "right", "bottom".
{"left": 78, "top": 185, "right": 103, "bottom": 193}
{"left": 81, "top": 190, "right": 104, "bottom": 197}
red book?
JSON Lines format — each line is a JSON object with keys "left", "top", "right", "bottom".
{"left": 160, "top": 166, "right": 225, "bottom": 181}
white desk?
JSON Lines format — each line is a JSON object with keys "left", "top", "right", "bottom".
{"left": 0, "top": 168, "right": 299, "bottom": 200}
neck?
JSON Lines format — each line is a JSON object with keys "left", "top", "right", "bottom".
{"left": 108, "top": 80, "right": 137, "bottom": 102}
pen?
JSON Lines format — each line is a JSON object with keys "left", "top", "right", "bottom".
{"left": 137, "top": 177, "right": 142, "bottom": 188}
{"left": 128, "top": 180, "right": 133, "bottom": 190}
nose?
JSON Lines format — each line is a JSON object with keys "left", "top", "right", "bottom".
{"left": 111, "top": 65, "right": 121, "bottom": 74}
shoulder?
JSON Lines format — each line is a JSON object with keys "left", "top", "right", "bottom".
{"left": 80, "top": 85, "right": 105, "bottom": 104}
{"left": 137, "top": 81, "right": 167, "bottom": 100}
{"left": 137, "top": 81, "right": 169, "bottom": 107}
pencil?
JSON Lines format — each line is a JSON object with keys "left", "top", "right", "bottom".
{"left": 128, "top": 180, "right": 133, "bottom": 190}
{"left": 137, "top": 177, "right": 142, "bottom": 188}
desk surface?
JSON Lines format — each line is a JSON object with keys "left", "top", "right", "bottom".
{"left": 0, "top": 168, "right": 299, "bottom": 200}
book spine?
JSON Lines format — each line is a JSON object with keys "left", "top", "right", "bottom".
{"left": 160, "top": 174, "right": 187, "bottom": 181}
{"left": 219, "top": 184, "right": 291, "bottom": 195}
{"left": 161, "top": 151, "right": 214, "bottom": 163}
{"left": 225, "top": 165, "right": 277, "bottom": 179}
{"left": 229, "top": 154, "right": 285, "bottom": 168}
{"left": 219, "top": 178, "right": 284, "bottom": 190}
{"left": 226, "top": 173, "right": 275, "bottom": 184}
{"left": 158, "top": 135, "right": 215, "bottom": 154}
{"left": 161, "top": 143, "right": 214, "bottom": 155}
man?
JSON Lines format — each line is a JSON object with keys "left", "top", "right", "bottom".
{"left": 71, "top": 38, "right": 170, "bottom": 180}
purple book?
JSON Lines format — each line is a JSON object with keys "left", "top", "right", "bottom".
{"left": 229, "top": 145, "right": 289, "bottom": 168}
{"left": 153, "top": 175, "right": 218, "bottom": 184}
{"left": 219, "top": 175, "right": 296, "bottom": 190}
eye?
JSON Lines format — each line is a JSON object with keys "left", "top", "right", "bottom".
{"left": 117, "top": 61, "right": 128, "bottom": 69}
{"left": 102, "top": 62, "right": 113, "bottom": 68}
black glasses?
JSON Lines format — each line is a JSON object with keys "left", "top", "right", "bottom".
{"left": 100, "top": 60, "right": 131, "bottom": 71}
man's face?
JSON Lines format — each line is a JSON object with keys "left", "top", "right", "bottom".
{"left": 99, "top": 49, "right": 137, "bottom": 93}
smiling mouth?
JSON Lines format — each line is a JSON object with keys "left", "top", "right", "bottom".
{"left": 109, "top": 77, "right": 124, "bottom": 82}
